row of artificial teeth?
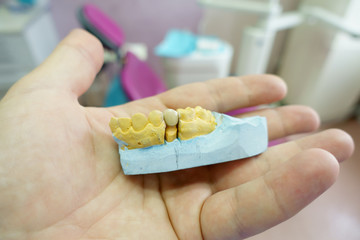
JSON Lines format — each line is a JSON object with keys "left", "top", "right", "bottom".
{"left": 109, "top": 106, "right": 217, "bottom": 149}
{"left": 112, "top": 109, "right": 178, "bottom": 133}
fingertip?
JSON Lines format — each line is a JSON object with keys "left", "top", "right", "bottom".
{"left": 287, "top": 105, "right": 321, "bottom": 132}
{"left": 302, "top": 148, "right": 340, "bottom": 187}
{"left": 61, "top": 28, "right": 104, "bottom": 73}
{"left": 321, "top": 129, "right": 355, "bottom": 162}
{"left": 242, "top": 74, "right": 287, "bottom": 104}
{"left": 40, "top": 28, "right": 105, "bottom": 96}
{"left": 264, "top": 74, "right": 288, "bottom": 98}
{"left": 307, "top": 107, "right": 321, "bottom": 131}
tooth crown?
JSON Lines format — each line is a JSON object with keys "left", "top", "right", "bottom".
{"left": 110, "top": 111, "right": 165, "bottom": 149}
{"left": 177, "top": 106, "right": 217, "bottom": 141}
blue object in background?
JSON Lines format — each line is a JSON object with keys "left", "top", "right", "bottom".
{"left": 104, "top": 75, "right": 129, "bottom": 107}
{"left": 155, "top": 29, "right": 228, "bottom": 59}
{"left": 155, "top": 29, "right": 197, "bottom": 58}
{"left": 5, "top": 0, "right": 36, "bottom": 11}
{"left": 18, "top": 0, "right": 35, "bottom": 5}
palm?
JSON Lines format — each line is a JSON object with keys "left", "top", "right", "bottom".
{"left": 0, "top": 30, "right": 354, "bottom": 240}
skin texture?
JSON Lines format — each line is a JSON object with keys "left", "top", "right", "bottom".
{"left": 0, "top": 29, "right": 354, "bottom": 240}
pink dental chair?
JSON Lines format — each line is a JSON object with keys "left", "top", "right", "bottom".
{"left": 77, "top": 3, "right": 167, "bottom": 103}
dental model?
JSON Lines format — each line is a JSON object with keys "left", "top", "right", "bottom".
{"left": 110, "top": 106, "right": 268, "bottom": 175}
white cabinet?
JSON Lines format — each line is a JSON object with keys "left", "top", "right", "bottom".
{"left": 0, "top": 2, "right": 58, "bottom": 98}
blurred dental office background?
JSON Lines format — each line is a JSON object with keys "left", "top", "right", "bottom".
{"left": 0, "top": 0, "right": 359, "bottom": 239}
{"left": 1, "top": 0, "right": 360, "bottom": 122}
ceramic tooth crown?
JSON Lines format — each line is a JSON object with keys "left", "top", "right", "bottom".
{"left": 177, "top": 106, "right": 216, "bottom": 140}
{"left": 110, "top": 110, "right": 166, "bottom": 149}
{"left": 163, "top": 109, "right": 179, "bottom": 126}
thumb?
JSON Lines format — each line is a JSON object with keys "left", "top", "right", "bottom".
{"left": 8, "top": 29, "right": 104, "bottom": 98}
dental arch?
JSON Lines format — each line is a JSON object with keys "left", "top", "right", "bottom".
{"left": 109, "top": 106, "right": 217, "bottom": 149}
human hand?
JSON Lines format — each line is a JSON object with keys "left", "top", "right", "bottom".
{"left": 0, "top": 29, "right": 354, "bottom": 240}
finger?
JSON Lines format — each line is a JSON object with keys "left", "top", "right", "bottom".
{"left": 201, "top": 148, "right": 339, "bottom": 240}
{"left": 210, "top": 128, "right": 354, "bottom": 192}
{"left": 107, "top": 74, "right": 286, "bottom": 117}
{"left": 158, "top": 75, "right": 286, "bottom": 112}
{"left": 292, "top": 128, "right": 355, "bottom": 162}
{"left": 239, "top": 105, "right": 320, "bottom": 141}
{"left": 159, "top": 75, "right": 286, "bottom": 113}
{"left": 9, "top": 29, "right": 104, "bottom": 97}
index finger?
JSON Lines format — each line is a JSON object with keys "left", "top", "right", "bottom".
{"left": 107, "top": 75, "right": 286, "bottom": 117}
{"left": 157, "top": 75, "right": 287, "bottom": 113}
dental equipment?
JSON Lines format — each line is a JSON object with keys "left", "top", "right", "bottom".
{"left": 110, "top": 106, "right": 268, "bottom": 175}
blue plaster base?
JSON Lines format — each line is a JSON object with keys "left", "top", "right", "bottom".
{"left": 115, "top": 113, "right": 268, "bottom": 175}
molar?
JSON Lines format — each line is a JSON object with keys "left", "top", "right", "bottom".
{"left": 195, "top": 106, "right": 211, "bottom": 122}
{"left": 177, "top": 106, "right": 216, "bottom": 141}
{"left": 178, "top": 107, "right": 195, "bottom": 122}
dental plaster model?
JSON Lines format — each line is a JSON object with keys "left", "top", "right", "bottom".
{"left": 109, "top": 106, "right": 268, "bottom": 175}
